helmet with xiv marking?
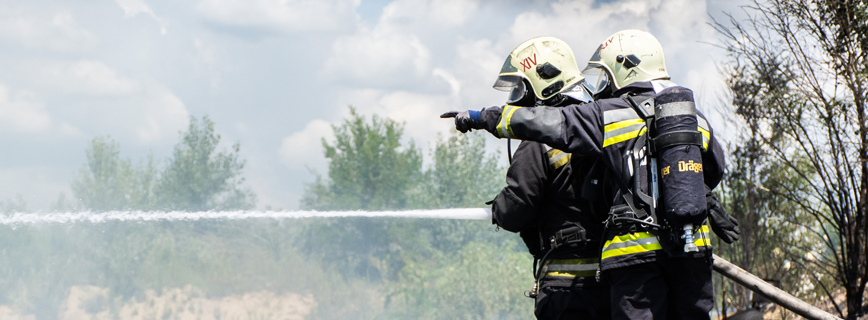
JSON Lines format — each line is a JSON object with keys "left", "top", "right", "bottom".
{"left": 493, "top": 36, "right": 590, "bottom": 106}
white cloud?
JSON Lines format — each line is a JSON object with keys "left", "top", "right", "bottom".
{"left": 114, "top": 0, "right": 168, "bottom": 34}
{"left": 279, "top": 119, "right": 334, "bottom": 172}
{"left": 433, "top": 68, "right": 461, "bottom": 97}
{"left": 323, "top": 0, "right": 483, "bottom": 89}
{"left": 324, "top": 26, "right": 431, "bottom": 86}
{"left": 115, "top": 0, "right": 154, "bottom": 17}
{"left": 448, "top": 38, "right": 508, "bottom": 108}
{"left": 379, "top": 0, "right": 479, "bottom": 29}
{"left": 0, "top": 8, "right": 98, "bottom": 51}
{"left": 64, "top": 79, "right": 189, "bottom": 144}
{"left": 21, "top": 60, "right": 189, "bottom": 144}
{"left": 193, "top": 39, "right": 221, "bottom": 87}
{"left": 196, "top": 0, "right": 360, "bottom": 33}
{"left": 33, "top": 60, "right": 139, "bottom": 96}
{"left": 0, "top": 86, "right": 52, "bottom": 133}
{"left": 131, "top": 83, "right": 189, "bottom": 143}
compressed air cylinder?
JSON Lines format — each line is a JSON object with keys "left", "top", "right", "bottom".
{"left": 653, "top": 87, "right": 707, "bottom": 229}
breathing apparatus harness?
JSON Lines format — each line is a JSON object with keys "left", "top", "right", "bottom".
{"left": 594, "top": 88, "right": 710, "bottom": 281}
{"left": 526, "top": 223, "right": 598, "bottom": 299}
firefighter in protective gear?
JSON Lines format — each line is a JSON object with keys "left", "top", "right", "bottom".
{"left": 488, "top": 37, "right": 611, "bottom": 320}
{"left": 444, "top": 30, "right": 728, "bottom": 320}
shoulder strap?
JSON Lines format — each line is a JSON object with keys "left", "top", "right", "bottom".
{"left": 612, "top": 94, "right": 659, "bottom": 225}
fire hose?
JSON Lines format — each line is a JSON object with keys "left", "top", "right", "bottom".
{"left": 711, "top": 254, "right": 841, "bottom": 320}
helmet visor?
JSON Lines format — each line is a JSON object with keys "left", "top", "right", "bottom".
{"left": 505, "top": 79, "right": 529, "bottom": 104}
{"left": 493, "top": 75, "right": 523, "bottom": 92}
{"left": 581, "top": 66, "right": 609, "bottom": 95}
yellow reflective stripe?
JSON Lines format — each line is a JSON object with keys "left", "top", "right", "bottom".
{"left": 698, "top": 126, "right": 710, "bottom": 150}
{"left": 547, "top": 149, "right": 571, "bottom": 169}
{"left": 547, "top": 148, "right": 562, "bottom": 158}
{"left": 546, "top": 258, "right": 600, "bottom": 265}
{"left": 604, "top": 231, "right": 656, "bottom": 246}
{"left": 552, "top": 155, "right": 570, "bottom": 169}
{"left": 602, "top": 231, "right": 662, "bottom": 260}
{"left": 543, "top": 258, "right": 599, "bottom": 278}
{"left": 497, "top": 105, "right": 520, "bottom": 138}
{"left": 546, "top": 270, "right": 597, "bottom": 278}
{"left": 695, "top": 225, "right": 711, "bottom": 247}
{"left": 601, "top": 241, "right": 662, "bottom": 259}
{"left": 603, "top": 119, "right": 646, "bottom": 147}
{"left": 603, "top": 128, "right": 647, "bottom": 147}
{"left": 605, "top": 118, "right": 645, "bottom": 132}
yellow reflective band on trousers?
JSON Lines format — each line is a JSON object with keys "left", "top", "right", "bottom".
{"left": 601, "top": 231, "right": 662, "bottom": 260}
{"left": 543, "top": 258, "right": 600, "bottom": 278}
{"left": 497, "top": 105, "right": 522, "bottom": 139}
{"left": 601, "top": 226, "right": 713, "bottom": 261}
{"left": 603, "top": 119, "right": 647, "bottom": 147}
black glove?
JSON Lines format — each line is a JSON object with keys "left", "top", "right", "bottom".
{"left": 706, "top": 186, "right": 740, "bottom": 243}
{"left": 440, "top": 110, "right": 483, "bottom": 133}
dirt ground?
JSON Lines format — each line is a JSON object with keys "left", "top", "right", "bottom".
{"left": 0, "top": 285, "right": 317, "bottom": 320}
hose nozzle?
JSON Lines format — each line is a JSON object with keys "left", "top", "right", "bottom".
{"left": 682, "top": 224, "right": 699, "bottom": 252}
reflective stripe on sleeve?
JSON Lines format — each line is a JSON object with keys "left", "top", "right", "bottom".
{"left": 603, "top": 119, "right": 646, "bottom": 147}
{"left": 603, "top": 108, "right": 640, "bottom": 125}
{"left": 601, "top": 231, "right": 662, "bottom": 260}
{"left": 497, "top": 105, "right": 521, "bottom": 139}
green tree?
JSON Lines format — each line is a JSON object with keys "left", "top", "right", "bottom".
{"left": 414, "top": 131, "right": 505, "bottom": 209}
{"left": 299, "top": 108, "right": 512, "bottom": 286}
{"left": 301, "top": 107, "right": 423, "bottom": 211}
{"left": 714, "top": 1, "right": 868, "bottom": 317}
{"left": 384, "top": 240, "right": 532, "bottom": 320}
{"left": 154, "top": 116, "right": 255, "bottom": 211}
{"left": 71, "top": 136, "right": 155, "bottom": 211}
{"left": 0, "top": 195, "right": 28, "bottom": 213}
{"left": 713, "top": 58, "right": 826, "bottom": 316}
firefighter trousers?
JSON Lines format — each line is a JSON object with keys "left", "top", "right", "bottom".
{"left": 535, "top": 280, "right": 612, "bottom": 320}
{"left": 606, "top": 257, "right": 713, "bottom": 320}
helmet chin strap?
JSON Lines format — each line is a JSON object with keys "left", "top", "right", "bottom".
{"left": 593, "top": 84, "right": 614, "bottom": 100}
{"left": 539, "top": 94, "right": 567, "bottom": 107}
{"left": 511, "top": 93, "right": 537, "bottom": 107}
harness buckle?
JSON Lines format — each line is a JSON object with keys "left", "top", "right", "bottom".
{"left": 643, "top": 216, "right": 655, "bottom": 225}
{"left": 549, "top": 225, "right": 589, "bottom": 250}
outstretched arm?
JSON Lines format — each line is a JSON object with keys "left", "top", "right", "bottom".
{"left": 441, "top": 103, "right": 605, "bottom": 157}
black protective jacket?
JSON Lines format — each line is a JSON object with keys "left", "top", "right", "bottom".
{"left": 493, "top": 139, "right": 611, "bottom": 292}
{"left": 493, "top": 141, "right": 609, "bottom": 259}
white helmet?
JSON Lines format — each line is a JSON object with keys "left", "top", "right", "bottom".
{"left": 493, "top": 36, "right": 589, "bottom": 104}
{"left": 582, "top": 29, "right": 669, "bottom": 95}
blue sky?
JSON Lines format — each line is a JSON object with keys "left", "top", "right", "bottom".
{"left": 0, "top": 0, "right": 749, "bottom": 210}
